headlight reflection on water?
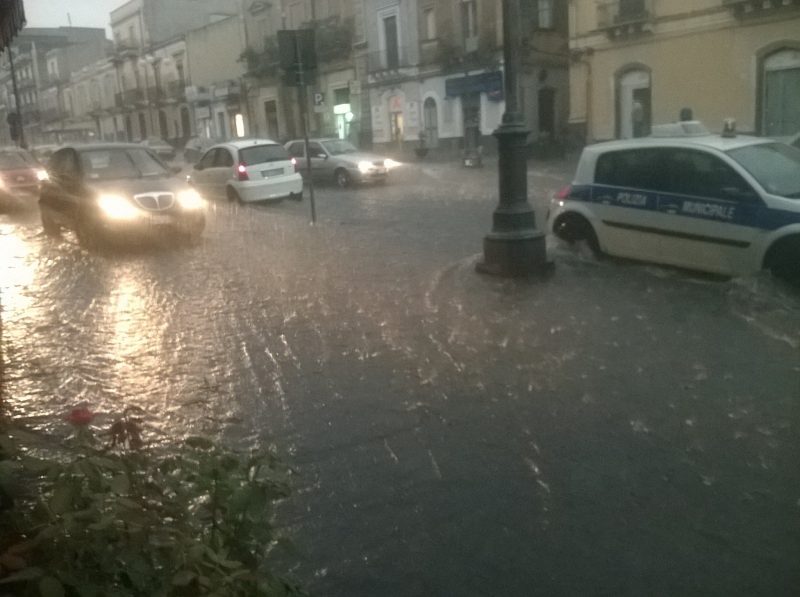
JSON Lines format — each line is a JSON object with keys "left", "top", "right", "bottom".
{"left": 0, "top": 224, "right": 38, "bottom": 316}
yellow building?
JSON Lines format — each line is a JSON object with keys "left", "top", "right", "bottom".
{"left": 568, "top": 0, "right": 800, "bottom": 143}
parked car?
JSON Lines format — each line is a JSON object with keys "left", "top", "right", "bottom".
{"left": 188, "top": 139, "right": 302, "bottom": 203}
{"left": 140, "top": 138, "right": 176, "bottom": 162}
{"left": 30, "top": 144, "right": 61, "bottom": 166}
{"left": 39, "top": 143, "right": 205, "bottom": 247}
{"left": 549, "top": 121, "right": 800, "bottom": 281}
{"left": 183, "top": 136, "right": 222, "bottom": 165}
{"left": 0, "top": 147, "right": 48, "bottom": 209}
{"left": 285, "top": 138, "right": 399, "bottom": 188}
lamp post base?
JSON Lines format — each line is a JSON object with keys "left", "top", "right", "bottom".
{"left": 476, "top": 230, "right": 553, "bottom": 278}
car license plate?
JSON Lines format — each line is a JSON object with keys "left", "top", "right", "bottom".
{"left": 150, "top": 215, "right": 172, "bottom": 225}
{"left": 262, "top": 168, "right": 283, "bottom": 177}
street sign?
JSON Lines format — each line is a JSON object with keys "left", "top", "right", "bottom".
{"left": 313, "top": 92, "right": 325, "bottom": 106}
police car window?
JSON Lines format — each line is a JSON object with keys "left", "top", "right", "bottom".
{"left": 727, "top": 142, "right": 800, "bottom": 199}
{"left": 595, "top": 149, "right": 665, "bottom": 192}
{"left": 664, "top": 149, "right": 754, "bottom": 200}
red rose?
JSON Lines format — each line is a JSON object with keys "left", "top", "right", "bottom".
{"left": 66, "top": 407, "right": 95, "bottom": 426}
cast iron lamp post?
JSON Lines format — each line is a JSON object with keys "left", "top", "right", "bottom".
{"left": 476, "top": 0, "right": 551, "bottom": 277}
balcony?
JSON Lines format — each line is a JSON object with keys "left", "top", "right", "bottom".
{"left": 164, "top": 80, "right": 186, "bottom": 101}
{"left": 367, "top": 46, "right": 412, "bottom": 78}
{"left": 112, "top": 39, "right": 141, "bottom": 60}
{"left": 597, "top": 0, "right": 654, "bottom": 38}
{"left": 40, "top": 108, "right": 62, "bottom": 123}
{"left": 115, "top": 88, "right": 145, "bottom": 107}
{"left": 723, "top": 0, "right": 800, "bottom": 19}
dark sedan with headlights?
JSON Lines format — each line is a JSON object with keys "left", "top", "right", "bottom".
{"left": 39, "top": 144, "right": 205, "bottom": 247}
{"left": 0, "top": 148, "right": 48, "bottom": 210}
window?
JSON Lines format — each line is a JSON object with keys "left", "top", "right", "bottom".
{"left": 595, "top": 149, "right": 665, "bottom": 191}
{"left": 198, "top": 149, "right": 217, "bottom": 169}
{"left": 287, "top": 142, "right": 305, "bottom": 158}
{"left": 537, "top": 0, "right": 553, "bottom": 29}
{"left": 307, "top": 142, "right": 325, "bottom": 158}
{"left": 353, "top": 0, "right": 366, "bottom": 44}
{"left": 214, "top": 149, "right": 234, "bottom": 168}
{"left": 239, "top": 144, "right": 290, "bottom": 165}
{"left": 663, "top": 149, "right": 754, "bottom": 200}
{"left": 461, "top": 0, "right": 478, "bottom": 46}
{"left": 619, "top": 0, "right": 645, "bottom": 19}
{"left": 423, "top": 7, "right": 436, "bottom": 40}
{"left": 383, "top": 15, "right": 399, "bottom": 69}
{"left": 728, "top": 143, "right": 800, "bottom": 199}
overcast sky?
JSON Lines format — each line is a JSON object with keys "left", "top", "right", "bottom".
{"left": 23, "top": 0, "right": 123, "bottom": 36}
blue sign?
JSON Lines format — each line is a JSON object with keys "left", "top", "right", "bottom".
{"left": 445, "top": 71, "right": 504, "bottom": 101}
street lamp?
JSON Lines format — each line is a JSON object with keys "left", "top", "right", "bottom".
{"left": 476, "top": 0, "right": 551, "bottom": 278}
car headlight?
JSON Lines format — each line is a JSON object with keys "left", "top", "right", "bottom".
{"left": 177, "top": 189, "right": 205, "bottom": 210}
{"left": 36, "top": 169, "right": 49, "bottom": 181}
{"left": 358, "top": 160, "right": 373, "bottom": 173}
{"left": 97, "top": 194, "right": 140, "bottom": 220}
{"left": 384, "top": 158, "right": 401, "bottom": 169}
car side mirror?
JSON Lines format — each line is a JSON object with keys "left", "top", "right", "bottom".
{"left": 316, "top": 153, "right": 327, "bottom": 160}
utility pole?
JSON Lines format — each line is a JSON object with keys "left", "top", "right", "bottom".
{"left": 295, "top": 32, "right": 317, "bottom": 224}
{"left": 476, "top": 0, "right": 550, "bottom": 278}
{"left": 7, "top": 47, "right": 27, "bottom": 149}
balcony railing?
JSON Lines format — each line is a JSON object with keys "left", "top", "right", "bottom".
{"left": 723, "top": 0, "right": 800, "bottom": 18}
{"left": 597, "top": 0, "right": 653, "bottom": 28}
{"left": 366, "top": 46, "right": 411, "bottom": 74}
{"left": 115, "top": 88, "right": 145, "bottom": 106}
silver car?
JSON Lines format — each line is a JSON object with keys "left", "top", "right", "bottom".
{"left": 285, "top": 138, "right": 399, "bottom": 188}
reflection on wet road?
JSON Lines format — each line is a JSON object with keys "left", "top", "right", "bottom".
{"left": 1, "top": 161, "right": 799, "bottom": 596}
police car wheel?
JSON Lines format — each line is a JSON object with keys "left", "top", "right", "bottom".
{"left": 554, "top": 213, "right": 601, "bottom": 256}
{"left": 764, "top": 236, "right": 800, "bottom": 282}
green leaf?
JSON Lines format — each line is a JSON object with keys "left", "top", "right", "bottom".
{"left": 110, "top": 473, "right": 130, "bottom": 495}
{"left": 0, "top": 566, "right": 44, "bottom": 584}
{"left": 39, "top": 576, "right": 65, "bottom": 597}
{"left": 171, "top": 570, "right": 197, "bottom": 586}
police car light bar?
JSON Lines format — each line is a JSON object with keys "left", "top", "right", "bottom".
{"left": 650, "top": 121, "right": 711, "bottom": 138}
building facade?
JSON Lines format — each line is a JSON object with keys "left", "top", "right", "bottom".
{"left": 365, "top": 0, "right": 569, "bottom": 157}
{"left": 0, "top": 27, "right": 109, "bottom": 146}
{"left": 568, "top": 0, "right": 800, "bottom": 144}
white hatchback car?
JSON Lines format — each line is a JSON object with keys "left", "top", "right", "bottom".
{"left": 549, "top": 122, "right": 800, "bottom": 280}
{"left": 189, "top": 139, "right": 303, "bottom": 202}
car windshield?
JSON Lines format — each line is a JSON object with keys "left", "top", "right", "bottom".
{"left": 322, "top": 140, "right": 358, "bottom": 155}
{"left": 727, "top": 142, "right": 800, "bottom": 198}
{"left": 79, "top": 148, "right": 169, "bottom": 181}
{"left": 0, "top": 152, "right": 36, "bottom": 169}
{"left": 240, "top": 144, "right": 289, "bottom": 165}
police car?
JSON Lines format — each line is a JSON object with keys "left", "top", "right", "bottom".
{"left": 549, "top": 121, "right": 800, "bottom": 280}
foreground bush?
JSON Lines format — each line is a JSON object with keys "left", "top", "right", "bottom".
{"left": 0, "top": 407, "right": 304, "bottom": 597}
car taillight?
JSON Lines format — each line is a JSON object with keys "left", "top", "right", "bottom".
{"left": 236, "top": 163, "right": 249, "bottom": 181}
{"left": 555, "top": 185, "right": 572, "bottom": 200}
{"left": 291, "top": 157, "right": 298, "bottom": 172}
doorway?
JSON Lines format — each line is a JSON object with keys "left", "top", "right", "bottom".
{"left": 264, "top": 100, "right": 279, "bottom": 140}
{"left": 762, "top": 49, "right": 800, "bottom": 136}
{"left": 461, "top": 92, "right": 481, "bottom": 150}
{"left": 618, "top": 69, "right": 651, "bottom": 139}
{"left": 423, "top": 97, "right": 439, "bottom": 147}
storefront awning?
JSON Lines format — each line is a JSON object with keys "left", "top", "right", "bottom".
{"left": 0, "top": 0, "right": 25, "bottom": 52}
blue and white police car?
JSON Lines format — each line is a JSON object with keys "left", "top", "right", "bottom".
{"left": 549, "top": 121, "right": 800, "bottom": 280}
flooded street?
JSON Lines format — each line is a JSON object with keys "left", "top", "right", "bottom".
{"left": 2, "top": 161, "right": 799, "bottom": 595}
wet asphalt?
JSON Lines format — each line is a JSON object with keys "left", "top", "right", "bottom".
{"left": 1, "top": 158, "right": 799, "bottom": 596}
